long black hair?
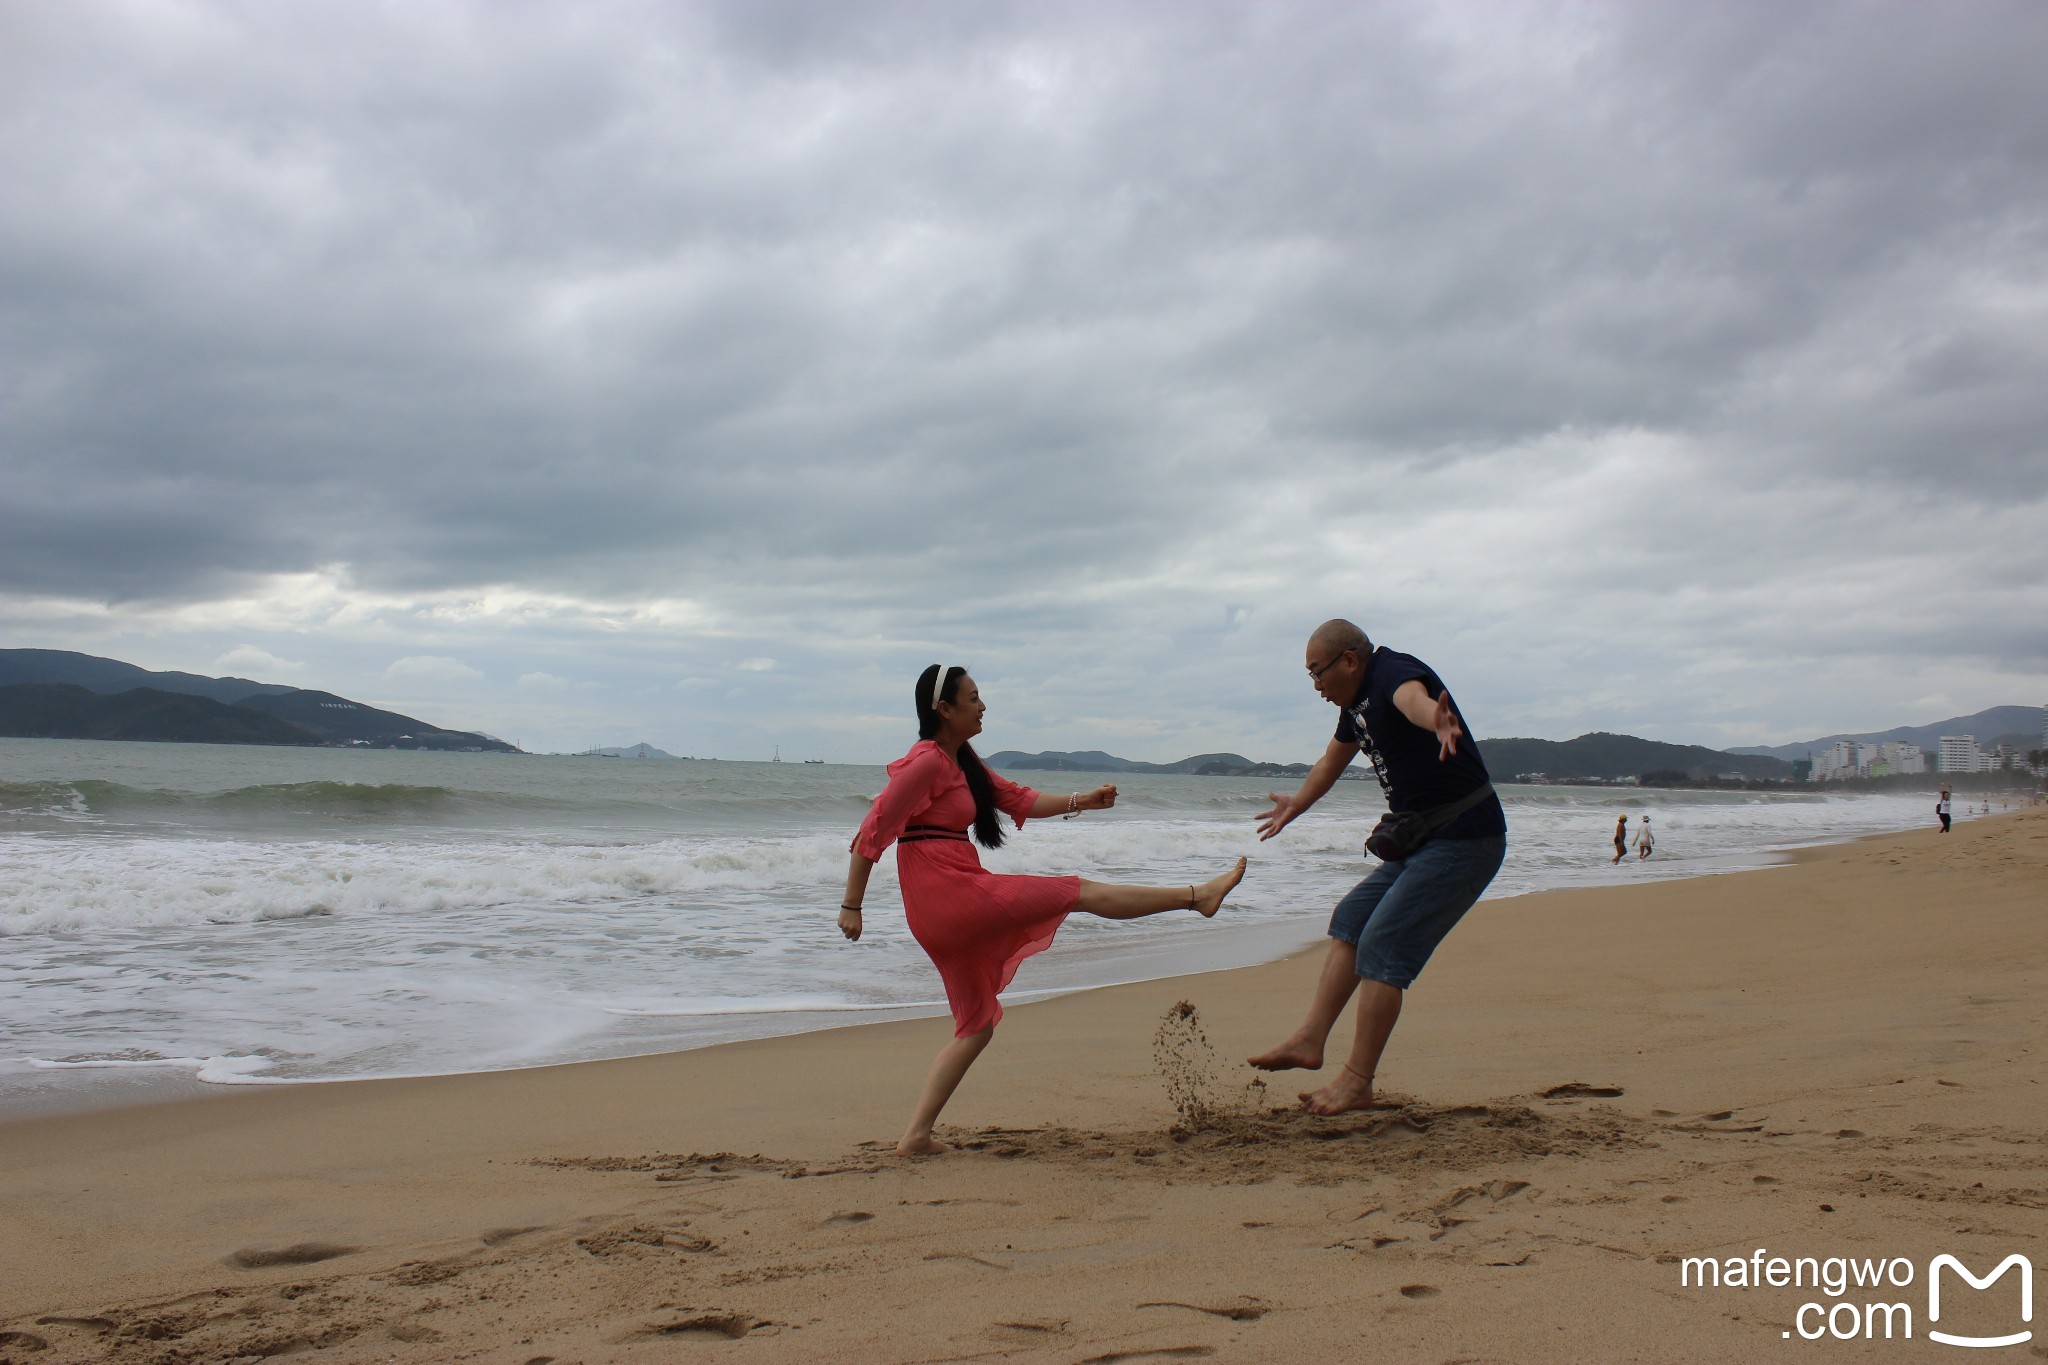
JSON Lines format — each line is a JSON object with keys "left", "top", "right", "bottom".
{"left": 915, "top": 663, "right": 1005, "bottom": 850}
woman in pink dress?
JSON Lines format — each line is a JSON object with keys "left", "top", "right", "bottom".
{"left": 842, "top": 664, "right": 1248, "bottom": 1156}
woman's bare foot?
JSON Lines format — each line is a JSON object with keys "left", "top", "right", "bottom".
{"left": 895, "top": 1134, "right": 955, "bottom": 1157}
{"left": 1247, "top": 1033, "right": 1324, "bottom": 1071}
{"left": 1191, "top": 857, "right": 1248, "bottom": 919}
{"left": 1298, "top": 1063, "right": 1375, "bottom": 1116}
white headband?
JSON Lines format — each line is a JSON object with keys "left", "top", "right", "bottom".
{"left": 929, "top": 664, "right": 949, "bottom": 714}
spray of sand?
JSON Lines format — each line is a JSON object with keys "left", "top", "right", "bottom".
{"left": 1152, "top": 1000, "right": 1266, "bottom": 1135}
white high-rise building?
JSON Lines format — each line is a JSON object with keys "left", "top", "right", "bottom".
{"left": 1938, "top": 735, "right": 1982, "bottom": 774}
{"left": 1814, "top": 740, "right": 1861, "bottom": 781}
{"left": 1876, "top": 741, "right": 1926, "bottom": 775}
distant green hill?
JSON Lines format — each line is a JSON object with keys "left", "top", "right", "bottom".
{"left": 986, "top": 749, "right": 1265, "bottom": 775}
{"left": 0, "top": 684, "right": 323, "bottom": 746}
{"left": 0, "top": 649, "right": 517, "bottom": 752}
{"left": 0, "top": 648, "right": 297, "bottom": 705}
{"left": 988, "top": 733, "right": 1793, "bottom": 783}
{"left": 1480, "top": 733, "right": 1791, "bottom": 782}
{"left": 1725, "top": 705, "right": 2042, "bottom": 762}
{"left": 581, "top": 743, "right": 686, "bottom": 759}
{"left": 235, "top": 690, "right": 510, "bottom": 750}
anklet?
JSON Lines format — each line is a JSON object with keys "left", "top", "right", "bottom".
{"left": 1343, "top": 1063, "right": 1374, "bottom": 1085}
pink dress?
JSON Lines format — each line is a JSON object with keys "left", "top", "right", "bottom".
{"left": 853, "top": 741, "right": 1080, "bottom": 1036}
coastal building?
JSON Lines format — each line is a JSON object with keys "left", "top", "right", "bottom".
{"left": 1874, "top": 740, "right": 1926, "bottom": 775}
{"left": 1812, "top": 740, "right": 1861, "bottom": 781}
{"left": 1938, "top": 735, "right": 1983, "bottom": 774}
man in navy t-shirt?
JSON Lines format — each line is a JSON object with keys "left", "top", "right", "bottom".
{"left": 1249, "top": 619, "right": 1508, "bottom": 1115}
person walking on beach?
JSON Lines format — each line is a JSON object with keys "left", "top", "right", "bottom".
{"left": 1611, "top": 814, "right": 1629, "bottom": 864}
{"left": 841, "top": 664, "right": 1247, "bottom": 1156}
{"left": 1635, "top": 815, "right": 1655, "bottom": 861}
{"left": 1937, "top": 788, "right": 1952, "bottom": 834}
{"left": 1246, "top": 620, "right": 1506, "bottom": 1116}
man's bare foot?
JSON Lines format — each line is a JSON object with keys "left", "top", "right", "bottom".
{"left": 895, "top": 1134, "right": 955, "bottom": 1157}
{"left": 1247, "top": 1034, "right": 1324, "bottom": 1071}
{"left": 1298, "top": 1063, "right": 1375, "bottom": 1115}
{"left": 1191, "top": 857, "right": 1248, "bottom": 919}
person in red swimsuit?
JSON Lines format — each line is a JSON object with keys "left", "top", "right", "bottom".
{"left": 842, "top": 663, "right": 1248, "bottom": 1156}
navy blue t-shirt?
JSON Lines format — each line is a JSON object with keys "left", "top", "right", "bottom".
{"left": 1333, "top": 647, "right": 1507, "bottom": 840}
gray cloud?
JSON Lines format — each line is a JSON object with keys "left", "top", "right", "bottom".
{"left": 3, "top": 0, "right": 2044, "bottom": 755}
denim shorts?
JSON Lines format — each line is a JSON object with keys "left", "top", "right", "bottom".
{"left": 1329, "top": 833, "right": 1506, "bottom": 989}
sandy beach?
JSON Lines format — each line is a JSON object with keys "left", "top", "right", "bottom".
{"left": 2, "top": 809, "right": 2041, "bottom": 1363}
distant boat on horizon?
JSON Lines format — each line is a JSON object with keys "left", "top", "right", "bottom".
{"left": 803, "top": 758, "right": 824, "bottom": 764}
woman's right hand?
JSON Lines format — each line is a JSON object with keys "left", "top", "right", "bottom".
{"left": 838, "top": 908, "right": 862, "bottom": 941}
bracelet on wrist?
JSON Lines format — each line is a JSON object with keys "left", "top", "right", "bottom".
{"left": 840, "top": 904, "right": 863, "bottom": 913}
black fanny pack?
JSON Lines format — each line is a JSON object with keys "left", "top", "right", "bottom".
{"left": 1365, "top": 782, "right": 1495, "bottom": 863}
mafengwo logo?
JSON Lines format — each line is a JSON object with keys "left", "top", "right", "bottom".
{"left": 1677, "top": 1249, "right": 2033, "bottom": 1346}
{"left": 1928, "top": 1255, "right": 2032, "bottom": 1349}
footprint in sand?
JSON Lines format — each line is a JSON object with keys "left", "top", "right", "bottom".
{"left": 923, "top": 1251, "right": 1008, "bottom": 1270}
{"left": 823, "top": 1210, "right": 874, "bottom": 1225}
{"left": 577, "top": 1225, "right": 717, "bottom": 1257}
{"left": 644, "top": 1313, "right": 762, "bottom": 1339}
{"left": 1137, "top": 1300, "right": 1271, "bottom": 1322}
{"left": 225, "top": 1242, "right": 359, "bottom": 1269}
{"left": 1398, "top": 1284, "right": 1440, "bottom": 1299}
{"left": 479, "top": 1225, "right": 547, "bottom": 1245}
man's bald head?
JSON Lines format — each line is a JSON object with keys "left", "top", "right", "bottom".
{"left": 1310, "top": 619, "right": 1370, "bottom": 657}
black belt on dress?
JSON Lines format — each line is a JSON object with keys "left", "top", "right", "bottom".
{"left": 898, "top": 823, "right": 970, "bottom": 845}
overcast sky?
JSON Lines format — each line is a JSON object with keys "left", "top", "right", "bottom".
{"left": 4, "top": 0, "right": 2044, "bottom": 762}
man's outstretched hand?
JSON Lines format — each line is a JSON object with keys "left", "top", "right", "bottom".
{"left": 1256, "top": 792, "right": 1297, "bottom": 841}
{"left": 1391, "top": 678, "right": 1464, "bottom": 761}
{"left": 1430, "top": 691, "right": 1464, "bottom": 761}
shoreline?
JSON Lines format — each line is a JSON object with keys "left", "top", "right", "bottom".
{"left": 2, "top": 804, "right": 1960, "bottom": 1123}
{"left": 4, "top": 809, "right": 2042, "bottom": 1360}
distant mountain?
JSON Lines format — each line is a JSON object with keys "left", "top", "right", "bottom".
{"left": 581, "top": 742, "right": 685, "bottom": 759}
{"left": 1726, "top": 706, "right": 2044, "bottom": 762}
{"left": 0, "top": 684, "right": 322, "bottom": 746}
{"left": 1482, "top": 733, "right": 1791, "bottom": 782}
{"left": 988, "top": 733, "right": 1793, "bottom": 783}
{"left": 235, "top": 690, "right": 511, "bottom": 751}
{"left": 986, "top": 749, "right": 1265, "bottom": 775}
{"left": 0, "top": 648, "right": 298, "bottom": 705}
{"left": 0, "top": 649, "right": 516, "bottom": 752}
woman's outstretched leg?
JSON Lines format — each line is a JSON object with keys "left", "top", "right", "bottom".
{"left": 898, "top": 1024, "right": 994, "bottom": 1156}
{"left": 1075, "top": 857, "right": 1247, "bottom": 920}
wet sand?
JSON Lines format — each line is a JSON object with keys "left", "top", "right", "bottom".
{"left": 2, "top": 809, "right": 2042, "bottom": 1362}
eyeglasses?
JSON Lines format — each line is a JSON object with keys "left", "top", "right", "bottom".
{"left": 1306, "top": 649, "right": 1353, "bottom": 682}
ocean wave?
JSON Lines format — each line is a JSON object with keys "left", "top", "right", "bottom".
{"left": 24, "top": 1052, "right": 281, "bottom": 1083}
{"left": 0, "top": 776, "right": 879, "bottom": 829}
{"left": 0, "top": 829, "right": 904, "bottom": 935}
{"left": 0, "top": 778, "right": 479, "bottom": 819}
